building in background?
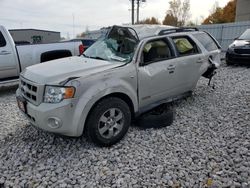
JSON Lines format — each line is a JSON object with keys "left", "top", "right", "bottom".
{"left": 9, "top": 29, "right": 61, "bottom": 44}
{"left": 236, "top": 0, "right": 250, "bottom": 22}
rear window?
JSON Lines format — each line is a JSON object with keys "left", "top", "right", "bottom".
{"left": 82, "top": 40, "right": 95, "bottom": 46}
{"left": 0, "top": 32, "right": 6, "bottom": 47}
{"left": 193, "top": 32, "right": 218, "bottom": 51}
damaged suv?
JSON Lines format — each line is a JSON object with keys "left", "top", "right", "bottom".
{"left": 16, "top": 25, "right": 221, "bottom": 146}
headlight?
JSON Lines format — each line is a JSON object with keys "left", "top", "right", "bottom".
{"left": 44, "top": 86, "right": 75, "bottom": 103}
{"left": 228, "top": 44, "right": 235, "bottom": 49}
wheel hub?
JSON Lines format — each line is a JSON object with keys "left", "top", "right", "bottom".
{"left": 106, "top": 117, "right": 116, "bottom": 128}
{"left": 98, "top": 108, "right": 124, "bottom": 139}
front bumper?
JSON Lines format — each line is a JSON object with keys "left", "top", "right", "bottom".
{"left": 226, "top": 49, "right": 250, "bottom": 64}
{"left": 16, "top": 89, "right": 81, "bottom": 137}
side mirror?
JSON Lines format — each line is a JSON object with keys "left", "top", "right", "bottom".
{"left": 234, "top": 37, "right": 238, "bottom": 40}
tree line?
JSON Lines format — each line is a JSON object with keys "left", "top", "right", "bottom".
{"left": 139, "top": 0, "right": 237, "bottom": 26}
{"left": 79, "top": 0, "right": 236, "bottom": 37}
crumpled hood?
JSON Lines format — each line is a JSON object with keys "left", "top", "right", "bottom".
{"left": 21, "top": 56, "right": 125, "bottom": 84}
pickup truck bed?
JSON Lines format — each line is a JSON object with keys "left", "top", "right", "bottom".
{"left": 0, "top": 25, "right": 83, "bottom": 81}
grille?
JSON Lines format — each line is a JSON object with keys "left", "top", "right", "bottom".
{"left": 20, "top": 77, "right": 43, "bottom": 105}
{"left": 234, "top": 48, "right": 250, "bottom": 55}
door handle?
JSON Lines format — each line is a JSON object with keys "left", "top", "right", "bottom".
{"left": 167, "top": 65, "right": 175, "bottom": 70}
{"left": 0, "top": 51, "right": 11, "bottom": 55}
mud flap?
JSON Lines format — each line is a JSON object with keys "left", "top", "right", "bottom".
{"left": 202, "top": 58, "right": 219, "bottom": 87}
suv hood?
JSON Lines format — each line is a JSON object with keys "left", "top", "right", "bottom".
{"left": 230, "top": 39, "right": 250, "bottom": 48}
{"left": 21, "top": 56, "right": 125, "bottom": 84}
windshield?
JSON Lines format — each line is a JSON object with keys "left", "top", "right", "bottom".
{"left": 238, "top": 29, "right": 250, "bottom": 40}
{"left": 83, "top": 27, "right": 138, "bottom": 63}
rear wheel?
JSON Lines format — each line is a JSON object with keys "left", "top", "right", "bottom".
{"left": 85, "top": 97, "right": 131, "bottom": 147}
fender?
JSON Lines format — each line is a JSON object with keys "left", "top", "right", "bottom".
{"left": 71, "top": 78, "right": 138, "bottom": 136}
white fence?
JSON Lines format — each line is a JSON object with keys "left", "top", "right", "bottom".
{"left": 197, "top": 21, "right": 250, "bottom": 51}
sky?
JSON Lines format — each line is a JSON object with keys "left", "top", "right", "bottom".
{"left": 0, "top": 0, "right": 230, "bottom": 39}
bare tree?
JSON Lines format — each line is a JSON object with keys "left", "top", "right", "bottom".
{"left": 210, "top": 1, "right": 220, "bottom": 14}
{"left": 180, "top": 0, "right": 191, "bottom": 26}
{"left": 164, "top": 0, "right": 191, "bottom": 26}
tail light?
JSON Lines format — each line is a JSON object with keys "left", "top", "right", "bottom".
{"left": 79, "top": 44, "right": 84, "bottom": 55}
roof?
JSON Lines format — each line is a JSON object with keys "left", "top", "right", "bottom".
{"left": 9, "top": 28, "right": 60, "bottom": 34}
{"left": 124, "top": 24, "right": 176, "bottom": 39}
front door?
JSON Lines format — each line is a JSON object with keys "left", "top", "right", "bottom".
{"left": 0, "top": 31, "right": 18, "bottom": 80}
{"left": 138, "top": 38, "right": 179, "bottom": 109}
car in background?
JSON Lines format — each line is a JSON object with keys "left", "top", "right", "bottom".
{"left": 0, "top": 25, "right": 84, "bottom": 82}
{"left": 69, "top": 38, "right": 96, "bottom": 52}
{"left": 226, "top": 29, "right": 250, "bottom": 65}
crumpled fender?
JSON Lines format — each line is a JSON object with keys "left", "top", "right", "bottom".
{"left": 71, "top": 78, "right": 138, "bottom": 136}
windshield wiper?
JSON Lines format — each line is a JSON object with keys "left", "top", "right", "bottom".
{"left": 110, "top": 56, "right": 127, "bottom": 62}
{"left": 82, "top": 54, "right": 90, "bottom": 58}
{"left": 82, "top": 54, "right": 105, "bottom": 60}
{"left": 88, "top": 56, "right": 106, "bottom": 60}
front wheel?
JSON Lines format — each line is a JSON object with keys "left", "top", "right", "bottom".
{"left": 85, "top": 97, "right": 131, "bottom": 147}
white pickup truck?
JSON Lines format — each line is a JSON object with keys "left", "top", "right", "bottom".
{"left": 0, "top": 25, "right": 84, "bottom": 82}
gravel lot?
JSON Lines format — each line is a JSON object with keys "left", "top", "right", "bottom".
{"left": 0, "top": 65, "right": 249, "bottom": 188}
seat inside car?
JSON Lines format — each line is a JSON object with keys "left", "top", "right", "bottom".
{"left": 143, "top": 41, "right": 171, "bottom": 63}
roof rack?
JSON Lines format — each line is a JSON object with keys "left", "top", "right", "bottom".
{"left": 158, "top": 27, "right": 199, "bottom": 36}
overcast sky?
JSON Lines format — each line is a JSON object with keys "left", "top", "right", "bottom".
{"left": 0, "top": 0, "right": 230, "bottom": 38}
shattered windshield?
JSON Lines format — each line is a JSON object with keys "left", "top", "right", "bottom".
{"left": 83, "top": 26, "right": 138, "bottom": 63}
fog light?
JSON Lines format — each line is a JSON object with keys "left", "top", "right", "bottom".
{"left": 48, "top": 117, "right": 62, "bottom": 129}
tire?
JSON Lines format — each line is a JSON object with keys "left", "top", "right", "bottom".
{"left": 136, "top": 104, "right": 175, "bottom": 129}
{"left": 226, "top": 60, "right": 233, "bottom": 66}
{"left": 85, "top": 97, "right": 131, "bottom": 147}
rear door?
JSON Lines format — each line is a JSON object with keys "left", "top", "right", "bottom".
{"left": 192, "top": 32, "right": 221, "bottom": 68}
{"left": 169, "top": 34, "right": 206, "bottom": 92}
{"left": 137, "top": 37, "right": 179, "bottom": 108}
{"left": 0, "top": 31, "right": 18, "bottom": 80}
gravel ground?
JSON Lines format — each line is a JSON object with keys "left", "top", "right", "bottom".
{"left": 0, "top": 65, "right": 249, "bottom": 188}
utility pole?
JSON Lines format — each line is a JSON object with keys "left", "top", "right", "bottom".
{"left": 130, "top": 0, "right": 146, "bottom": 24}
{"left": 131, "top": 0, "right": 135, "bottom": 25}
{"left": 72, "top": 13, "right": 75, "bottom": 39}
{"left": 136, "top": 0, "right": 140, "bottom": 24}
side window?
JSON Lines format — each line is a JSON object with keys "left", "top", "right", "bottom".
{"left": 142, "top": 39, "right": 173, "bottom": 65}
{"left": 193, "top": 33, "right": 218, "bottom": 51}
{"left": 171, "top": 36, "right": 200, "bottom": 56}
{"left": 0, "top": 32, "right": 7, "bottom": 47}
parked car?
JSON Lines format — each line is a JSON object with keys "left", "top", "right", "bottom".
{"left": 226, "top": 28, "right": 250, "bottom": 65}
{"left": 0, "top": 25, "right": 84, "bottom": 82}
{"left": 16, "top": 25, "right": 221, "bottom": 146}
{"left": 69, "top": 38, "right": 96, "bottom": 51}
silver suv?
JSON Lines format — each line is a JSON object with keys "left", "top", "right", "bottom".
{"left": 16, "top": 25, "right": 221, "bottom": 146}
